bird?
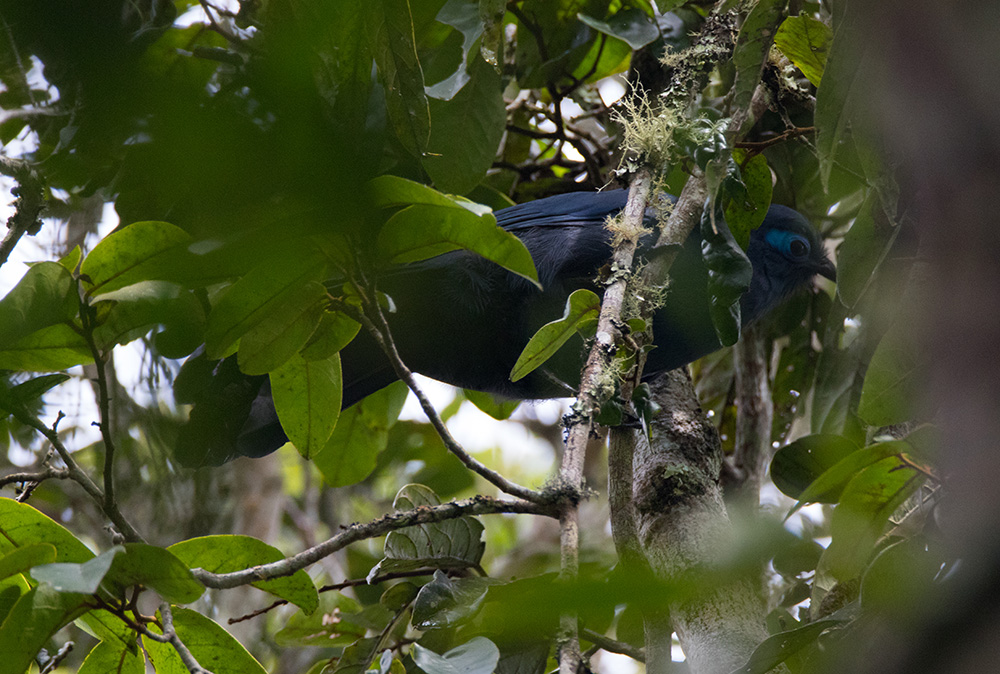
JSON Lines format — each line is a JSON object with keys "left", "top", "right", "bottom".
{"left": 175, "top": 188, "right": 835, "bottom": 466}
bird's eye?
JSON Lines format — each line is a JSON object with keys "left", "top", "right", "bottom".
{"left": 789, "top": 237, "right": 809, "bottom": 258}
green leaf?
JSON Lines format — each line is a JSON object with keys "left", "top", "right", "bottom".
{"left": 168, "top": 535, "right": 318, "bottom": 615}
{"left": 723, "top": 151, "right": 773, "bottom": 250}
{"left": 270, "top": 352, "right": 342, "bottom": 458}
{"left": 0, "top": 374, "right": 70, "bottom": 415}
{"left": 312, "top": 381, "right": 409, "bottom": 487}
{"left": 142, "top": 632, "right": 187, "bottom": 673}
{"left": 731, "top": 0, "right": 785, "bottom": 116}
{"left": 426, "top": 0, "right": 485, "bottom": 101}
{"left": 793, "top": 440, "right": 911, "bottom": 510}
{"left": 463, "top": 389, "right": 520, "bottom": 420}
{"left": 370, "top": 175, "right": 475, "bottom": 210}
{"left": 858, "top": 321, "right": 922, "bottom": 427}
{"left": 203, "top": 252, "right": 327, "bottom": 359}
{"left": 369, "top": 484, "right": 485, "bottom": 578}
{"left": 412, "top": 571, "right": 498, "bottom": 630}
{"left": 774, "top": 15, "right": 833, "bottom": 87}
{"left": 31, "top": 547, "right": 122, "bottom": 594}
{"left": 91, "top": 281, "right": 204, "bottom": 350}
{"left": 0, "top": 499, "right": 94, "bottom": 564}
{"left": 0, "top": 323, "right": 93, "bottom": 371}
{"left": 815, "top": 4, "right": 866, "bottom": 190}
{"left": 412, "top": 636, "right": 500, "bottom": 674}
{"left": 371, "top": 0, "right": 430, "bottom": 157}
{"left": 479, "top": 0, "right": 506, "bottom": 68}
{"left": 0, "top": 261, "right": 77, "bottom": 347}
{"left": 104, "top": 543, "right": 204, "bottom": 604}
{"left": 701, "top": 204, "right": 753, "bottom": 347}
{"left": 0, "top": 544, "right": 57, "bottom": 582}
{"left": 729, "top": 619, "right": 843, "bottom": 674}
{"left": 78, "top": 641, "right": 145, "bottom": 674}
{"left": 835, "top": 194, "right": 899, "bottom": 310}
{"left": 821, "top": 457, "right": 925, "bottom": 582}
{"left": 274, "top": 593, "right": 367, "bottom": 647}
{"left": 166, "top": 607, "right": 268, "bottom": 674}
{"left": 510, "top": 289, "right": 600, "bottom": 382}
{"left": 0, "top": 584, "right": 90, "bottom": 674}
{"left": 577, "top": 8, "right": 659, "bottom": 50}
{"left": 770, "top": 434, "right": 861, "bottom": 501}
{"left": 80, "top": 220, "right": 193, "bottom": 296}
{"left": 300, "top": 310, "right": 361, "bottom": 361}
{"left": 237, "top": 281, "right": 326, "bottom": 374}
{"left": 424, "top": 55, "right": 506, "bottom": 194}
{"left": 378, "top": 204, "right": 540, "bottom": 288}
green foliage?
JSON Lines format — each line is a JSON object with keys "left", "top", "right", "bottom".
{"left": 0, "top": 0, "right": 940, "bottom": 671}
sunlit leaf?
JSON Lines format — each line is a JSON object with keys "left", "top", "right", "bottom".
{"left": 577, "top": 9, "right": 659, "bottom": 50}
{"left": 0, "top": 261, "right": 77, "bottom": 347}
{"left": 80, "top": 221, "right": 193, "bottom": 296}
{"left": 164, "top": 607, "right": 268, "bottom": 674}
{"left": 510, "top": 289, "right": 600, "bottom": 382}
{"left": 78, "top": 640, "right": 145, "bottom": 674}
{"left": 168, "top": 536, "right": 318, "bottom": 615}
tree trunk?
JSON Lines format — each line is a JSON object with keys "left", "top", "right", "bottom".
{"left": 610, "top": 370, "right": 772, "bottom": 674}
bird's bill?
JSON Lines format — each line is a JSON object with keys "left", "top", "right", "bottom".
{"left": 817, "top": 257, "right": 837, "bottom": 282}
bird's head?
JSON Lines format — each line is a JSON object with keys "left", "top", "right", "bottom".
{"left": 742, "top": 205, "right": 836, "bottom": 323}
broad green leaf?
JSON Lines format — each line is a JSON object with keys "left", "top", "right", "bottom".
{"left": 0, "top": 584, "right": 90, "bottom": 674}
{"left": 237, "top": 281, "right": 326, "bottom": 374}
{"left": 166, "top": 607, "right": 268, "bottom": 674}
{"left": 300, "top": 310, "right": 361, "bottom": 361}
{"left": 143, "top": 630, "right": 187, "bottom": 673}
{"left": 412, "top": 571, "right": 498, "bottom": 630}
{"left": 424, "top": 56, "right": 506, "bottom": 194}
{"left": 723, "top": 151, "right": 773, "bottom": 250}
{"left": 370, "top": 175, "right": 473, "bottom": 210}
{"left": 858, "top": 321, "right": 922, "bottom": 427}
{"left": 770, "top": 434, "right": 861, "bottom": 501}
{"left": 0, "top": 544, "right": 57, "bottom": 582}
{"left": 270, "top": 352, "right": 342, "bottom": 458}
{"left": 104, "top": 543, "right": 204, "bottom": 604}
{"left": 577, "top": 8, "right": 658, "bottom": 50}
{"left": 77, "top": 609, "right": 137, "bottom": 653}
{"left": 379, "top": 203, "right": 540, "bottom": 288}
{"left": 168, "top": 535, "right": 318, "bottom": 615}
{"left": 463, "top": 389, "right": 520, "bottom": 420}
{"left": 815, "top": 4, "right": 865, "bottom": 189}
{"left": 412, "top": 636, "right": 499, "bottom": 674}
{"left": 701, "top": 205, "right": 753, "bottom": 347}
{"left": 0, "top": 261, "right": 77, "bottom": 347}
{"left": 793, "top": 440, "right": 910, "bottom": 511}
{"left": 80, "top": 220, "right": 193, "bottom": 296}
{"left": 510, "top": 289, "right": 600, "bottom": 382}
{"left": 274, "top": 593, "right": 366, "bottom": 647}
{"left": 0, "top": 499, "right": 94, "bottom": 563}
{"left": 371, "top": 0, "right": 430, "bottom": 157}
{"left": 821, "top": 457, "right": 925, "bottom": 582}
{"left": 369, "top": 484, "right": 485, "bottom": 579}
{"left": 0, "top": 323, "right": 93, "bottom": 371}
{"left": 203, "top": 253, "right": 326, "bottom": 359}
{"left": 312, "top": 381, "right": 408, "bottom": 487}
{"left": 31, "top": 547, "right": 122, "bottom": 594}
{"left": 731, "top": 0, "right": 785, "bottom": 117}
{"left": 729, "top": 619, "right": 843, "bottom": 674}
{"left": 774, "top": 15, "right": 833, "bottom": 87}
{"left": 0, "top": 374, "right": 70, "bottom": 414}
{"left": 836, "top": 193, "right": 900, "bottom": 310}
{"left": 861, "top": 538, "right": 943, "bottom": 618}
{"left": 78, "top": 640, "right": 144, "bottom": 674}
{"left": 92, "top": 281, "right": 204, "bottom": 350}
{"left": 426, "top": 0, "right": 484, "bottom": 101}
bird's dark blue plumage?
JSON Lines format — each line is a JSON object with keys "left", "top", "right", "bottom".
{"left": 176, "top": 189, "right": 834, "bottom": 465}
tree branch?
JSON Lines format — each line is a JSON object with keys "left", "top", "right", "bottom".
{"left": 193, "top": 495, "right": 555, "bottom": 589}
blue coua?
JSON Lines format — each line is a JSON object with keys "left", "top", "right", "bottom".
{"left": 177, "top": 189, "right": 835, "bottom": 465}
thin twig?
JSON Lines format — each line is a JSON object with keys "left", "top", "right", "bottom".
{"left": 581, "top": 628, "right": 646, "bottom": 662}
{"left": 37, "top": 641, "right": 74, "bottom": 674}
{"left": 229, "top": 568, "right": 440, "bottom": 623}
{"left": 193, "top": 495, "right": 555, "bottom": 589}
{"left": 160, "top": 603, "right": 213, "bottom": 674}
{"left": 335, "top": 293, "right": 546, "bottom": 504}
{"left": 0, "top": 466, "right": 70, "bottom": 489}
{"left": 7, "top": 406, "right": 144, "bottom": 542}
